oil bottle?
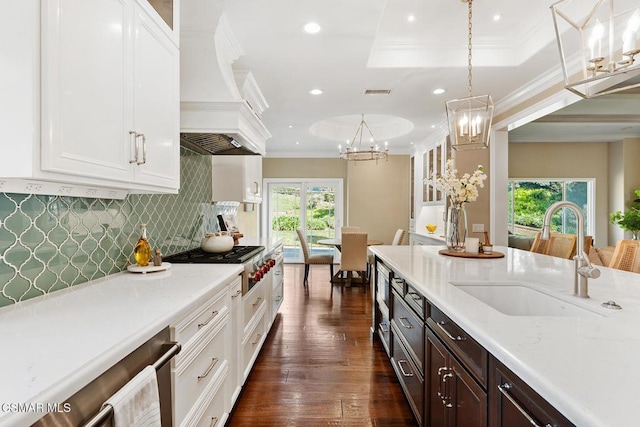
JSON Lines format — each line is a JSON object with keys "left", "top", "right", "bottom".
{"left": 134, "top": 224, "right": 152, "bottom": 267}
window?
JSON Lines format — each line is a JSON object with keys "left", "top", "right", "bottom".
{"left": 507, "top": 179, "right": 594, "bottom": 237}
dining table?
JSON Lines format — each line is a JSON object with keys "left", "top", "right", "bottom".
{"left": 317, "top": 237, "right": 384, "bottom": 285}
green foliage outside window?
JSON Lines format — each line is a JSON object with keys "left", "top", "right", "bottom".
{"left": 610, "top": 190, "right": 640, "bottom": 233}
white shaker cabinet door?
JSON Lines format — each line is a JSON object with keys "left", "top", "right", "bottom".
{"left": 41, "top": 0, "right": 134, "bottom": 182}
{"left": 131, "top": 2, "right": 179, "bottom": 190}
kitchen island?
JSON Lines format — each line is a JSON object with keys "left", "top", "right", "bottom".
{"left": 370, "top": 244, "right": 640, "bottom": 427}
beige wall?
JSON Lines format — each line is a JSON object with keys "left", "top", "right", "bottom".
{"left": 263, "top": 156, "right": 410, "bottom": 244}
{"left": 608, "top": 138, "right": 640, "bottom": 244}
{"left": 509, "top": 142, "right": 609, "bottom": 245}
{"left": 346, "top": 156, "right": 410, "bottom": 243}
{"left": 454, "top": 148, "right": 491, "bottom": 240}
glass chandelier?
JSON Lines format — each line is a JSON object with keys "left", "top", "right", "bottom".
{"left": 551, "top": 0, "right": 640, "bottom": 98}
{"left": 339, "top": 114, "right": 389, "bottom": 163}
{"left": 445, "top": 0, "right": 494, "bottom": 151}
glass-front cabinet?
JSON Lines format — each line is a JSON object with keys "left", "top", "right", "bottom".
{"left": 422, "top": 140, "right": 447, "bottom": 205}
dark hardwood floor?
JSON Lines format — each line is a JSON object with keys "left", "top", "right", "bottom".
{"left": 227, "top": 264, "right": 418, "bottom": 426}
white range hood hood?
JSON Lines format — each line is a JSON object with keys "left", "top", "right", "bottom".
{"left": 180, "top": 1, "right": 271, "bottom": 156}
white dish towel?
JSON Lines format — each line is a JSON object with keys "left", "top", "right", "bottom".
{"left": 103, "top": 365, "right": 161, "bottom": 427}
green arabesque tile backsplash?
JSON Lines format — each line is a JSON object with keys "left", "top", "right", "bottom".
{"left": 0, "top": 148, "right": 214, "bottom": 308}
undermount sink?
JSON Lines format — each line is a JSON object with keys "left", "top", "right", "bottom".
{"left": 451, "top": 282, "right": 602, "bottom": 317}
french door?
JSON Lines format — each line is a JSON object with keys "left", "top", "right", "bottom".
{"left": 264, "top": 179, "right": 343, "bottom": 263}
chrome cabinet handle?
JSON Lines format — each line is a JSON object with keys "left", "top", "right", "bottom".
{"left": 498, "top": 383, "right": 552, "bottom": 427}
{"left": 129, "top": 130, "right": 138, "bottom": 164}
{"left": 252, "top": 297, "right": 263, "bottom": 306}
{"left": 437, "top": 367, "right": 448, "bottom": 402}
{"left": 253, "top": 181, "right": 259, "bottom": 195}
{"left": 398, "top": 316, "right": 414, "bottom": 329}
{"left": 396, "top": 359, "right": 414, "bottom": 377}
{"left": 138, "top": 133, "right": 147, "bottom": 165}
{"left": 442, "top": 371, "right": 454, "bottom": 408}
{"left": 251, "top": 333, "right": 262, "bottom": 345}
{"left": 210, "top": 417, "right": 218, "bottom": 427}
{"left": 436, "top": 320, "right": 466, "bottom": 341}
{"left": 231, "top": 289, "right": 241, "bottom": 298}
{"left": 197, "top": 310, "right": 219, "bottom": 329}
{"left": 197, "top": 357, "right": 219, "bottom": 380}
{"left": 378, "top": 322, "right": 389, "bottom": 333}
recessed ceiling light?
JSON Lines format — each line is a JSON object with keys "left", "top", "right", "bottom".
{"left": 493, "top": 14, "right": 502, "bottom": 21}
{"left": 408, "top": 15, "right": 415, "bottom": 22}
{"left": 309, "top": 88, "right": 323, "bottom": 95}
{"left": 288, "top": 125, "right": 293, "bottom": 128}
{"left": 433, "top": 88, "right": 446, "bottom": 95}
{"left": 296, "top": 141, "right": 299, "bottom": 145}
{"left": 303, "top": 22, "right": 321, "bottom": 34}
{"left": 431, "top": 125, "right": 436, "bottom": 129}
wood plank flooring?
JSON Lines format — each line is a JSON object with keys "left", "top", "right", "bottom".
{"left": 227, "top": 264, "right": 418, "bottom": 426}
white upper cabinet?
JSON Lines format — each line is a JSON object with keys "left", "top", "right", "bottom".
{"left": 0, "top": 0, "right": 179, "bottom": 198}
{"left": 211, "top": 156, "right": 263, "bottom": 203}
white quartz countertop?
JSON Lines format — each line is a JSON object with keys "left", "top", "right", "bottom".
{"left": 237, "top": 236, "right": 284, "bottom": 254}
{"left": 370, "top": 244, "right": 640, "bottom": 427}
{"left": 0, "top": 263, "right": 243, "bottom": 427}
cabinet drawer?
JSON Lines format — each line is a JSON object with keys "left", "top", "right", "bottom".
{"left": 377, "top": 306, "right": 392, "bottom": 357}
{"left": 489, "top": 357, "right": 575, "bottom": 427}
{"left": 392, "top": 291, "right": 424, "bottom": 372}
{"left": 392, "top": 334, "right": 424, "bottom": 425}
{"left": 242, "top": 310, "right": 267, "bottom": 381}
{"left": 173, "top": 285, "right": 230, "bottom": 345}
{"left": 428, "top": 304, "right": 488, "bottom": 387}
{"left": 243, "top": 281, "right": 267, "bottom": 331}
{"left": 174, "top": 315, "right": 229, "bottom": 424}
{"left": 180, "top": 365, "right": 229, "bottom": 427}
{"left": 405, "top": 283, "right": 424, "bottom": 319}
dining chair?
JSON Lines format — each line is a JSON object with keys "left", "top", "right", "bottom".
{"left": 341, "top": 226, "right": 360, "bottom": 233}
{"left": 609, "top": 239, "right": 640, "bottom": 273}
{"left": 296, "top": 229, "right": 334, "bottom": 287}
{"left": 530, "top": 232, "right": 577, "bottom": 259}
{"left": 340, "top": 232, "right": 369, "bottom": 291}
{"left": 367, "top": 228, "right": 405, "bottom": 279}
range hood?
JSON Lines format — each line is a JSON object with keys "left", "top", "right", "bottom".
{"left": 180, "top": 2, "right": 271, "bottom": 156}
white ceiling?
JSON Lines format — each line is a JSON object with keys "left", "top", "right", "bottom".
{"left": 221, "top": 0, "right": 640, "bottom": 156}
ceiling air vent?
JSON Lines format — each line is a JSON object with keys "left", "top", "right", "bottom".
{"left": 363, "top": 89, "right": 391, "bottom": 95}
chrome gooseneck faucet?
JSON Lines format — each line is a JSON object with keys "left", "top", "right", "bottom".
{"left": 541, "top": 201, "right": 600, "bottom": 298}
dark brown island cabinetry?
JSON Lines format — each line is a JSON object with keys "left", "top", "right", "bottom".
{"left": 372, "top": 258, "right": 577, "bottom": 427}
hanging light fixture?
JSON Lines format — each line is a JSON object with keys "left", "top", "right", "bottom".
{"left": 445, "top": 0, "right": 494, "bottom": 151}
{"left": 338, "top": 114, "right": 389, "bottom": 163}
{"left": 551, "top": 0, "right": 640, "bottom": 98}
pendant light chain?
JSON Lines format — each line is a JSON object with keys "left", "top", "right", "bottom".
{"left": 467, "top": 0, "right": 473, "bottom": 98}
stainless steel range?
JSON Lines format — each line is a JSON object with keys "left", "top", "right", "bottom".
{"left": 164, "top": 245, "right": 272, "bottom": 294}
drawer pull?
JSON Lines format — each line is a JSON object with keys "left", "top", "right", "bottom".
{"left": 398, "top": 316, "right": 414, "bottom": 329}
{"left": 197, "top": 310, "right": 219, "bottom": 329}
{"left": 252, "top": 297, "right": 263, "bottom": 307}
{"left": 210, "top": 416, "right": 218, "bottom": 427}
{"left": 436, "top": 320, "right": 466, "bottom": 341}
{"left": 408, "top": 292, "right": 421, "bottom": 301}
{"left": 498, "top": 383, "right": 552, "bottom": 427}
{"left": 197, "top": 357, "right": 219, "bottom": 380}
{"left": 251, "top": 333, "right": 262, "bottom": 345}
{"left": 441, "top": 371, "right": 454, "bottom": 408}
{"left": 378, "top": 322, "right": 389, "bottom": 333}
{"left": 396, "top": 359, "right": 414, "bottom": 377}
{"left": 231, "top": 289, "right": 242, "bottom": 298}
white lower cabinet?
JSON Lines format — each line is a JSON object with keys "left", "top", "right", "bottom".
{"left": 171, "top": 278, "right": 234, "bottom": 426}
{"left": 171, "top": 257, "right": 284, "bottom": 424}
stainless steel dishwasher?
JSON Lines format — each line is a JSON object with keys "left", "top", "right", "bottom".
{"left": 32, "top": 327, "right": 179, "bottom": 427}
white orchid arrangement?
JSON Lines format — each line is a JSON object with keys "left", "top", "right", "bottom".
{"left": 434, "top": 159, "right": 487, "bottom": 205}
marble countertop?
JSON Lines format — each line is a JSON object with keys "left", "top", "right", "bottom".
{"left": 370, "top": 244, "right": 640, "bottom": 427}
{"left": 237, "top": 236, "right": 284, "bottom": 254}
{"left": 0, "top": 263, "right": 243, "bottom": 427}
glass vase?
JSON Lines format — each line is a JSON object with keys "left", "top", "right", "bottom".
{"left": 446, "top": 203, "right": 467, "bottom": 252}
